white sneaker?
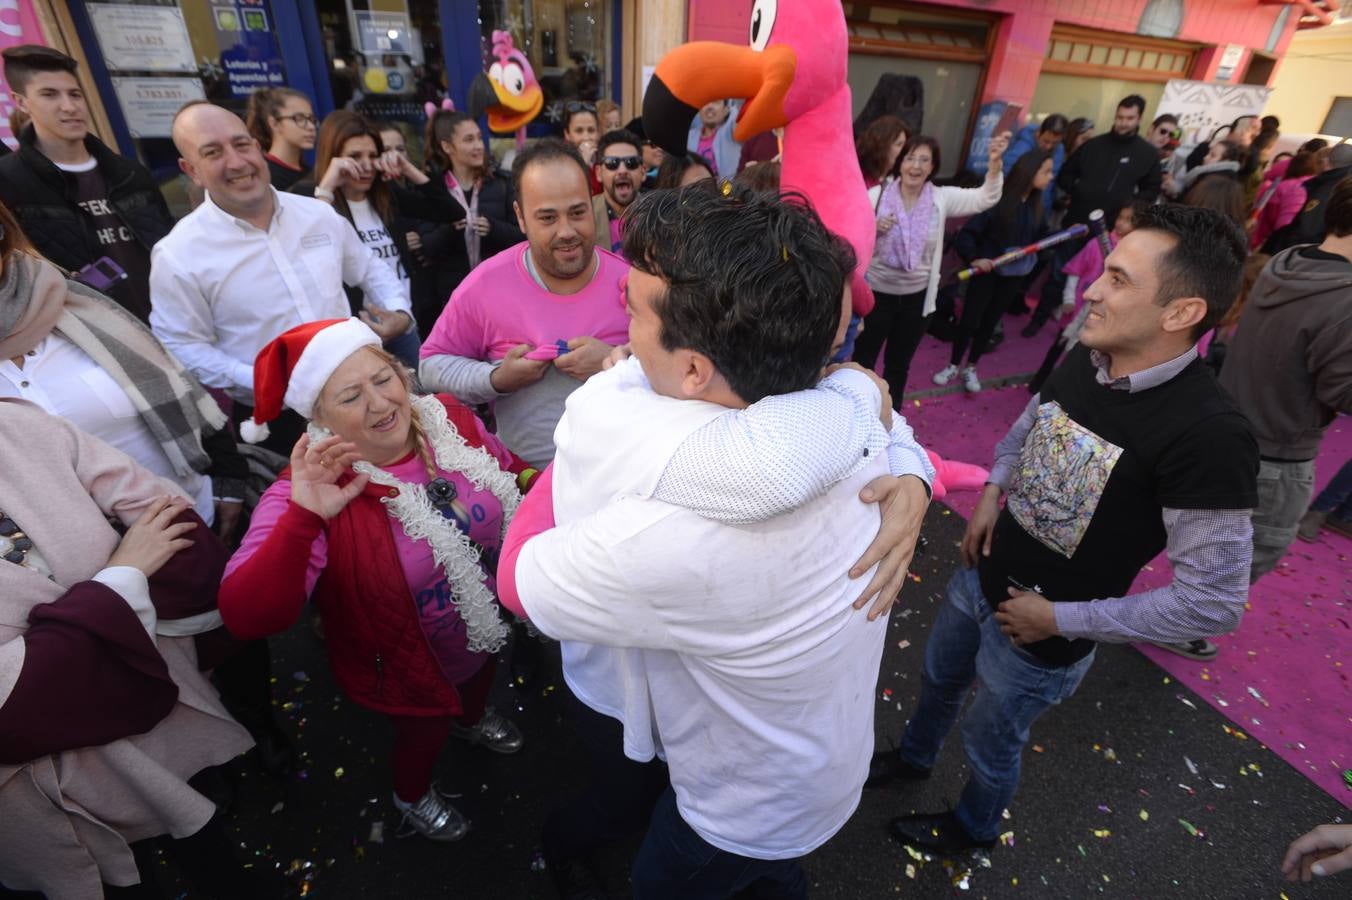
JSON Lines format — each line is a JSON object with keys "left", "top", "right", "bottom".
{"left": 961, "top": 366, "right": 981, "bottom": 393}
{"left": 933, "top": 364, "right": 960, "bottom": 386}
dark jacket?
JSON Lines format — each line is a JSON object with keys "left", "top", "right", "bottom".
{"left": 1218, "top": 246, "right": 1352, "bottom": 459}
{"left": 289, "top": 176, "right": 461, "bottom": 321}
{"left": 1056, "top": 130, "right": 1162, "bottom": 227}
{"left": 1261, "top": 164, "right": 1352, "bottom": 255}
{"left": 418, "top": 168, "right": 523, "bottom": 334}
{"left": 0, "top": 126, "right": 173, "bottom": 317}
{"left": 954, "top": 200, "right": 1047, "bottom": 265}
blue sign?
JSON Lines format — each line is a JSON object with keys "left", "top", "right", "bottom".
{"left": 965, "top": 101, "right": 1007, "bottom": 176}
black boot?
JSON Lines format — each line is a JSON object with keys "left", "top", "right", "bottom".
{"left": 889, "top": 811, "right": 995, "bottom": 856}
{"left": 863, "top": 749, "right": 932, "bottom": 789}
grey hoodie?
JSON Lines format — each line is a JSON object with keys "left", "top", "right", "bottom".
{"left": 1219, "top": 245, "right": 1352, "bottom": 458}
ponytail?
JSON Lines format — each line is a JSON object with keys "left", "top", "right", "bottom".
{"left": 246, "top": 86, "right": 309, "bottom": 148}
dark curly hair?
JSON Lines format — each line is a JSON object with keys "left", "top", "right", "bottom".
{"left": 621, "top": 183, "right": 857, "bottom": 402}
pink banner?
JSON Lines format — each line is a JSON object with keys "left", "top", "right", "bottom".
{"left": 1, "top": 0, "right": 48, "bottom": 149}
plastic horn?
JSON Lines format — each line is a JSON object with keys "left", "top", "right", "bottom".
{"left": 1088, "top": 209, "right": 1113, "bottom": 258}
{"left": 956, "top": 223, "right": 1089, "bottom": 281}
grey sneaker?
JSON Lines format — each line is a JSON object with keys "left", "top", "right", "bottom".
{"left": 961, "top": 365, "right": 982, "bottom": 393}
{"left": 449, "top": 707, "right": 524, "bottom": 754}
{"left": 1297, "top": 509, "right": 1327, "bottom": 542}
{"left": 394, "top": 788, "right": 469, "bottom": 842}
{"left": 1151, "top": 639, "right": 1218, "bottom": 661}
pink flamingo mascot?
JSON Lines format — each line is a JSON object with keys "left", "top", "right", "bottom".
{"left": 642, "top": 0, "right": 877, "bottom": 317}
{"left": 468, "top": 30, "right": 544, "bottom": 151}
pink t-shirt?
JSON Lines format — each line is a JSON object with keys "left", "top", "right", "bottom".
{"left": 697, "top": 133, "right": 718, "bottom": 176}
{"left": 228, "top": 413, "right": 519, "bottom": 685}
{"left": 421, "top": 242, "right": 630, "bottom": 362}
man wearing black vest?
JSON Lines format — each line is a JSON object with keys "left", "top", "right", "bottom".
{"left": 0, "top": 45, "right": 173, "bottom": 323}
{"left": 868, "top": 205, "right": 1258, "bottom": 858}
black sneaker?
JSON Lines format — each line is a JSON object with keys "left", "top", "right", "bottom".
{"left": 889, "top": 811, "right": 995, "bottom": 857}
{"left": 863, "top": 749, "right": 932, "bottom": 789}
{"left": 1151, "top": 639, "right": 1217, "bottom": 661}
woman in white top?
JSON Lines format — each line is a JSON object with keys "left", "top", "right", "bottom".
{"left": 295, "top": 111, "right": 461, "bottom": 369}
{"left": 852, "top": 133, "right": 1007, "bottom": 400}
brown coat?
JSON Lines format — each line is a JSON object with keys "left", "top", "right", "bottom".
{"left": 0, "top": 399, "right": 251, "bottom": 898}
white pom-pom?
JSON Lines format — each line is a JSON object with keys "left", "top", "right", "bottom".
{"left": 239, "top": 418, "right": 270, "bottom": 444}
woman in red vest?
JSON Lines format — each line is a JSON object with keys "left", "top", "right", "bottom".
{"left": 219, "top": 318, "right": 537, "bottom": 841}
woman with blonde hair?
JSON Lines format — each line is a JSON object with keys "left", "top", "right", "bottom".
{"left": 221, "top": 318, "right": 538, "bottom": 841}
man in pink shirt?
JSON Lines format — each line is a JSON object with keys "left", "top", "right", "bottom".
{"left": 419, "top": 139, "right": 629, "bottom": 468}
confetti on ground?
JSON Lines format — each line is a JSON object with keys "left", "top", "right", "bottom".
{"left": 999, "top": 831, "right": 1015, "bottom": 847}
{"left": 1139, "top": 809, "right": 1149, "bottom": 821}
{"left": 905, "top": 863, "right": 916, "bottom": 879}
{"left": 1178, "top": 819, "right": 1205, "bottom": 839}
{"left": 1246, "top": 686, "right": 1270, "bottom": 707}
{"left": 333, "top": 767, "right": 345, "bottom": 780}
{"left": 1177, "top": 695, "right": 1197, "bottom": 710}
{"left": 1092, "top": 829, "right": 1111, "bottom": 839}
{"left": 897, "top": 639, "right": 911, "bottom": 650}
{"left": 1032, "top": 744, "right": 1044, "bottom": 753}
{"left": 1184, "top": 756, "right": 1199, "bottom": 776}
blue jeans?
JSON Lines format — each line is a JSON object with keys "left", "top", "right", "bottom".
{"left": 1311, "top": 457, "right": 1352, "bottom": 518}
{"left": 383, "top": 327, "right": 422, "bottom": 372}
{"left": 631, "top": 788, "right": 808, "bottom": 900}
{"left": 898, "top": 568, "right": 1094, "bottom": 841}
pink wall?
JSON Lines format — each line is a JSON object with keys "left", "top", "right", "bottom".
{"left": 687, "top": 0, "right": 1302, "bottom": 107}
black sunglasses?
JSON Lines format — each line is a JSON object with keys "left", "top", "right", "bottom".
{"left": 564, "top": 101, "right": 596, "bottom": 114}
{"left": 602, "top": 155, "right": 642, "bottom": 171}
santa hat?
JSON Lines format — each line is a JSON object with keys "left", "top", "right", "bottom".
{"left": 241, "top": 317, "right": 382, "bottom": 444}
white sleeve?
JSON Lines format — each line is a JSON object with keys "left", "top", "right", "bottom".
{"left": 888, "top": 414, "right": 936, "bottom": 489}
{"left": 941, "top": 172, "right": 1004, "bottom": 218}
{"left": 516, "top": 511, "right": 674, "bottom": 651}
{"left": 150, "top": 252, "right": 255, "bottom": 392}
{"left": 651, "top": 368, "right": 887, "bottom": 525}
{"left": 91, "top": 566, "right": 156, "bottom": 640}
{"left": 339, "top": 219, "right": 411, "bottom": 315}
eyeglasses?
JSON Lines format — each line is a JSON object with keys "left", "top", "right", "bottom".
{"left": 279, "top": 113, "right": 319, "bottom": 128}
{"left": 564, "top": 101, "right": 596, "bottom": 114}
{"left": 602, "top": 155, "right": 642, "bottom": 171}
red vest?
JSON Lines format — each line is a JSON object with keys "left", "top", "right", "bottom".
{"left": 306, "top": 397, "right": 518, "bottom": 718}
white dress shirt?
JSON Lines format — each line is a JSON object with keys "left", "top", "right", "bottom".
{"left": 519, "top": 360, "right": 891, "bottom": 860}
{"left": 149, "top": 188, "right": 409, "bottom": 403}
{"left": 0, "top": 334, "right": 214, "bottom": 521}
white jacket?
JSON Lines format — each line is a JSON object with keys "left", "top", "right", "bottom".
{"left": 868, "top": 172, "right": 1003, "bottom": 317}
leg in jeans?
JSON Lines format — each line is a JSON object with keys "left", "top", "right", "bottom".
{"left": 631, "top": 788, "right": 808, "bottom": 900}
{"left": 1311, "top": 458, "right": 1352, "bottom": 515}
{"left": 541, "top": 689, "right": 670, "bottom": 861}
{"left": 852, "top": 291, "right": 901, "bottom": 370}
{"left": 950, "top": 277, "right": 996, "bottom": 367}
{"left": 383, "top": 327, "right": 423, "bottom": 373}
{"left": 969, "top": 277, "right": 1021, "bottom": 365}
{"left": 388, "top": 714, "right": 455, "bottom": 802}
{"left": 951, "top": 591, "right": 1095, "bottom": 841}
{"left": 898, "top": 568, "right": 984, "bottom": 769}
{"left": 1251, "top": 458, "right": 1317, "bottom": 581}
{"left": 880, "top": 289, "right": 929, "bottom": 400}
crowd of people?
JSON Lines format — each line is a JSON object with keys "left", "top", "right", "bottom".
{"left": 0, "top": 38, "right": 1348, "bottom": 900}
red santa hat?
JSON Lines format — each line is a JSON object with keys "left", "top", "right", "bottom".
{"left": 241, "top": 317, "right": 382, "bottom": 444}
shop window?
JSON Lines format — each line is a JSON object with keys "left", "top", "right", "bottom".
{"left": 842, "top": 3, "right": 993, "bottom": 178}
{"left": 1322, "top": 97, "right": 1352, "bottom": 138}
{"left": 316, "top": 0, "right": 447, "bottom": 166}
{"left": 82, "top": 0, "right": 291, "bottom": 206}
{"left": 476, "top": 0, "right": 613, "bottom": 130}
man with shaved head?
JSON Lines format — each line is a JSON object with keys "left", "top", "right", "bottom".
{"left": 150, "top": 101, "right": 412, "bottom": 452}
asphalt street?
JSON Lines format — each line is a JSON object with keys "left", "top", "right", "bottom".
{"left": 148, "top": 503, "right": 1346, "bottom": 899}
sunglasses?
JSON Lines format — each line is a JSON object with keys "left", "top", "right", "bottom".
{"left": 564, "top": 101, "right": 596, "bottom": 113}
{"left": 602, "top": 155, "right": 642, "bottom": 171}
{"left": 279, "top": 113, "right": 319, "bottom": 128}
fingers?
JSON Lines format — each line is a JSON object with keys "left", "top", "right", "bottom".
{"left": 982, "top": 523, "right": 994, "bottom": 558}
{"left": 1313, "top": 846, "right": 1352, "bottom": 877}
{"left": 291, "top": 434, "right": 311, "bottom": 466}
{"left": 339, "top": 472, "right": 371, "bottom": 502}
{"left": 149, "top": 495, "right": 191, "bottom": 527}
{"left": 867, "top": 550, "right": 912, "bottom": 620}
{"left": 165, "top": 537, "right": 195, "bottom": 556}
